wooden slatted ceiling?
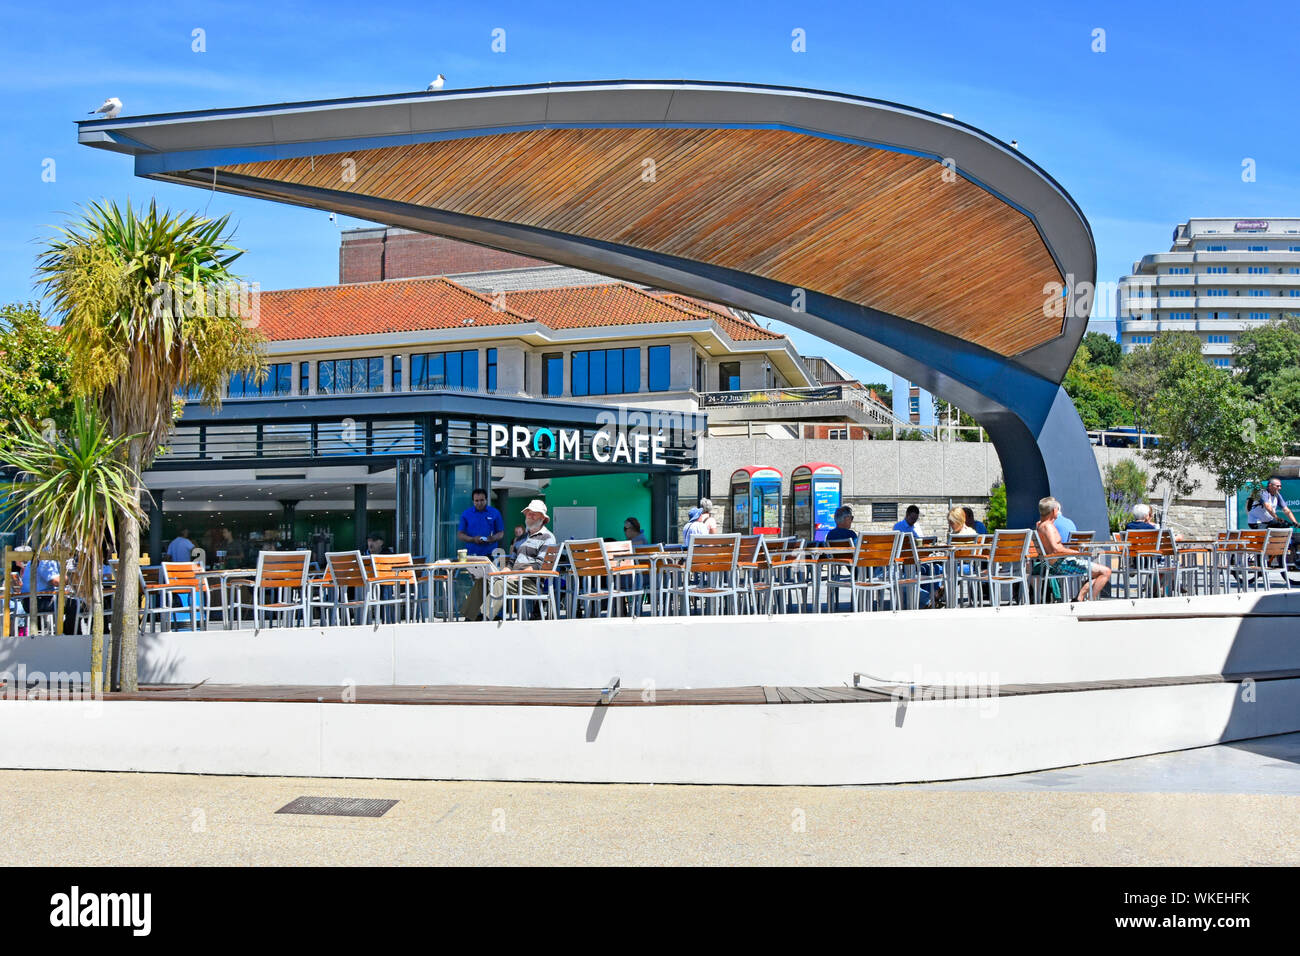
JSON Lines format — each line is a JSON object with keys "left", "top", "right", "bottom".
{"left": 221, "top": 128, "right": 1064, "bottom": 356}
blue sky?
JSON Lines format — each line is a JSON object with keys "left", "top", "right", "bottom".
{"left": 2, "top": 0, "right": 1296, "bottom": 419}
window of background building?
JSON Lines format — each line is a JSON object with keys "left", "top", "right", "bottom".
{"left": 648, "top": 345, "right": 670, "bottom": 392}
{"left": 230, "top": 362, "right": 292, "bottom": 398}
{"left": 828, "top": 428, "right": 847, "bottom": 440}
{"left": 1248, "top": 245, "right": 1269, "bottom": 252}
{"left": 1167, "top": 267, "right": 1190, "bottom": 274}
{"left": 695, "top": 354, "right": 705, "bottom": 392}
{"left": 1291, "top": 290, "right": 1300, "bottom": 297}
{"left": 1131, "top": 335, "right": 1152, "bottom": 345}
{"left": 1249, "top": 312, "right": 1270, "bottom": 320}
{"left": 486, "top": 349, "right": 497, "bottom": 393}
{"left": 1207, "top": 335, "right": 1231, "bottom": 344}
{"left": 391, "top": 355, "right": 401, "bottom": 391}
{"left": 1249, "top": 290, "right": 1267, "bottom": 297}
{"left": 1212, "top": 358, "right": 1232, "bottom": 368}
{"left": 571, "top": 347, "right": 640, "bottom": 397}
{"left": 542, "top": 353, "right": 563, "bottom": 397}
{"left": 1206, "top": 245, "right": 1227, "bottom": 252}
{"left": 1206, "top": 266, "right": 1228, "bottom": 274}
{"left": 1247, "top": 267, "right": 1269, "bottom": 274}
{"left": 299, "top": 361, "right": 310, "bottom": 395}
{"left": 1208, "top": 289, "right": 1230, "bottom": 297}
{"left": 720, "top": 361, "right": 741, "bottom": 391}
{"left": 410, "top": 350, "right": 478, "bottom": 391}
{"left": 1170, "top": 289, "right": 1191, "bottom": 297}
{"left": 318, "top": 356, "right": 384, "bottom": 394}
{"left": 1170, "top": 312, "right": 1191, "bottom": 320}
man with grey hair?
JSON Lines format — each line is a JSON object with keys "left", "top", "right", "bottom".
{"left": 1036, "top": 496, "right": 1111, "bottom": 601}
{"left": 1125, "top": 503, "right": 1157, "bottom": 531}
{"left": 698, "top": 498, "right": 718, "bottom": 534}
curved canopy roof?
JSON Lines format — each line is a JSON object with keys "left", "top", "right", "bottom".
{"left": 79, "top": 80, "right": 1095, "bottom": 384}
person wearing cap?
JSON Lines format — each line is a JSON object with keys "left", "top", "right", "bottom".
{"left": 464, "top": 499, "right": 556, "bottom": 621}
{"left": 682, "top": 507, "right": 708, "bottom": 547}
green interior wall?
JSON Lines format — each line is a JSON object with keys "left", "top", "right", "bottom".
{"left": 541, "top": 473, "right": 651, "bottom": 541}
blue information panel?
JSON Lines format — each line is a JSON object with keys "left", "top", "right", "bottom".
{"left": 813, "top": 479, "right": 840, "bottom": 543}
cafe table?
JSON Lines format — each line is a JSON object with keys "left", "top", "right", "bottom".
{"left": 196, "top": 568, "right": 256, "bottom": 630}
{"left": 398, "top": 558, "right": 496, "bottom": 622}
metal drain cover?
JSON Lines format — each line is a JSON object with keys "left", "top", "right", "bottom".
{"left": 276, "top": 796, "right": 398, "bottom": 818}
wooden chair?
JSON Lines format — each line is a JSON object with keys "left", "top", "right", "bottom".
{"left": 1121, "top": 529, "right": 1165, "bottom": 598}
{"left": 1263, "top": 528, "right": 1294, "bottom": 591}
{"left": 1031, "top": 530, "right": 1090, "bottom": 604}
{"left": 487, "top": 544, "right": 562, "bottom": 620}
{"left": 229, "top": 550, "right": 312, "bottom": 629}
{"left": 848, "top": 532, "right": 901, "bottom": 612}
{"left": 762, "top": 536, "right": 813, "bottom": 613}
{"left": 564, "top": 539, "right": 643, "bottom": 618}
{"left": 156, "top": 562, "right": 210, "bottom": 630}
{"left": 666, "top": 534, "right": 743, "bottom": 616}
{"left": 895, "top": 534, "right": 946, "bottom": 609}
{"left": 964, "top": 530, "right": 1032, "bottom": 607}
{"left": 370, "top": 553, "right": 419, "bottom": 622}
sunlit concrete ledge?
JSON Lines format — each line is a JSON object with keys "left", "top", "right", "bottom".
{"left": 1, "top": 592, "right": 1296, "bottom": 691}
{"left": 0, "top": 678, "right": 1295, "bottom": 785}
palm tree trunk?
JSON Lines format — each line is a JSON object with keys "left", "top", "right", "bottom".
{"left": 90, "top": 572, "right": 105, "bottom": 697}
{"left": 117, "top": 444, "right": 144, "bottom": 692}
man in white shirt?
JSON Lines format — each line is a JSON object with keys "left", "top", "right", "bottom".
{"left": 1248, "top": 479, "right": 1296, "bottom": 529}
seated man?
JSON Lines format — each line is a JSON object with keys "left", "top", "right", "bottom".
{"left": 1037, "top": 496, "right": 1110, "bottom": 601}
{"left": 824, "top": 506, "right": 857, "bottom": 547}
{"left": 466, "top": 501, "right": 556, "bottom": 621}
{"left": 1125, "top": 503, "right": 1157, "bottom": 531}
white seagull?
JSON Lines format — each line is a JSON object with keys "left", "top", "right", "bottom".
{"left": 427, "top": 74, "right": 446, "bottom": 91}
{"left": 89, "top": 97, "right": 122, "bottom": 119}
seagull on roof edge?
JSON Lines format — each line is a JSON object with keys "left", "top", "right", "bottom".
{"left": 427, "top": 74, "right": 446, "bottom": 91}
{"left": 89, "top": 97, "right": 122, "bottom": 119}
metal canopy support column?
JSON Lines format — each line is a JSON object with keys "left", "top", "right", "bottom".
{"left": 148, "top": 491, "right": 164, "bottom": 564}
{"left": 354, "top": 484, "right": 368, "bottom": 550}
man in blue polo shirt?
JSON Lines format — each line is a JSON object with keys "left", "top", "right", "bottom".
{"left": 457, "top": 488, "right": 504, "bottom": 558}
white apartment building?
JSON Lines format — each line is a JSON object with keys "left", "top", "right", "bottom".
{"left": 1117, "top": 218, "right": 1300, "bottom": 367}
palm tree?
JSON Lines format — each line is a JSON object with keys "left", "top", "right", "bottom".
{"left": 36, "top": 200, "right": 265, "bottom": 690}
{"left": 0, "top": 399, "right": 144, "bottom": 693}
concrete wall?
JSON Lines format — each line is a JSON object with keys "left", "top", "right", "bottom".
{"left": 697, "top": 436, "right": 1225, "bottom": 534}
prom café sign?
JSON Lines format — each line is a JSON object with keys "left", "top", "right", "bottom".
{"left": 489, "top": 422, "right": 667, "bottom": 465}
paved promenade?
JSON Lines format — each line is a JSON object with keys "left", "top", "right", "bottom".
{"left": 3, "top": 734, "right": 1297, "bottom": 866}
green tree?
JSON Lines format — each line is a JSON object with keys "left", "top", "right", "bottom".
{"left": 1080, "top": 330, "right": 1122, "bottom": 368}
{"left": 1143, "top": 354, "right": 1287, "bottom": 498}
{"left": 933, "top": 398, "right": 981, "bottom": 441}
{"left": 1063, "top": 343, "right": 1134, "bottom": 430}
{"left": 0, "top": 399, "right": 145, "bottom": 693}
{"left": 864, "top": 381, "right": 893, "bottom": 408}
{"left": 1233, "top": 317, "right": 1300, "bottom": 399}
{"left": 35, "top": 199, "right": 265, "bottom": 691}
{"left": 0, "top": 302, "right": 73, "bottom": 442}
{"left": 1265, "top": 366, "right": 1300, "bottom": 440}
{"left": 1102, "top": 458, "right": 1150, "bottom": 533}
{"left": 1120, "top": 331, "right": 1204, "bottom": 431}
{"left": 985, "top": 481, "right": 1007, "bottom": 531}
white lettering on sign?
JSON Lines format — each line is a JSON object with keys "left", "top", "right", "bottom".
{"left": 559, "top": 429, "right": 580, "bottom": 459}
{"left": 484, "top": 422, "right": 673, "bottom": 466}
{"left": 489, "top": 423, "right": 509, "bottom": 457}
{"left": 511, "top": 425, "right": 530, "bottom": 459}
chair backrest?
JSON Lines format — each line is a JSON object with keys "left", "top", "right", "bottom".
{"left": 1265, "top": 527, "right": 1293, "bottom": 558}
{"left": 737, "top": 534, "right": 764, "bottom": 564}
{"left": 990, "top": 529, "right": 1032, "bottom": 564}
{"left": 632, "top": 544, "right": 659, "bottom": 556}
{"left": 564, "top": 539, "right": 610, "bottom": 578}
{"left": 325, "top": 551, "right": 369, "bottom": 588}
{"left": 1070, "top": 530, "right": 1096, "bottom": 545}
{"left": 1123, "top": 529, "right": 1162, "bottom": 555}
{"left": 372, "top": 552, "right": 416, "bottom": 583}
{"left": 1237, "top": 530, "right": 1269, "bottom": 554}
{"left": 604, "top": 540, "right": 636, "bottom": 571}
{"left": 256, "top": 550, "right": 310, "bottom": 590}
{"left": 765, "top": 536, "right": 803, "bottom": 554}
{"left": 1158, "top": 528, "right": 1179, "bottom": 557}
{"left": 687, "top": 534, "right": 740, "bottom": 574}
{"left": 161, "top": 562, "right": 207, "bottom": 591}
{"left": 534, "top": 543, "right": 563, "bottom": 573}
{"left": 854, "top": 532, "right": 901, "bottom": 570}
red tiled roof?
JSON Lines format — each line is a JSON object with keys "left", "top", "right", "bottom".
{"left": 257, "top": 277, "right": 531, "bottom": 341}
{"left": 258, "top": 276, "right": 785, "bottom": 343}
{"left": 504, "top": 284, "right": 783, "bottom": 342}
